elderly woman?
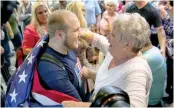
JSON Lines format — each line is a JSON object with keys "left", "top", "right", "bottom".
{"left": 99, "top": 0, "right": 118, "bottom": 36}
{"left": 63, "top": 13, "right": 153, "bottom": 107}
{"left": 22, "top": 2, "right": 50, "bottom": 55}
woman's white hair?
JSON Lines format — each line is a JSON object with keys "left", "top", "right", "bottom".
{"left": 104, "top": 0, "right": 118, "bottom": 7}
{"left": 112, "top": 13, "right": 151, "bottom": 53}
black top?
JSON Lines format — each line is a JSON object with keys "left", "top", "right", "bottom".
{"left": 126, "top": 2, "right": 162, "bottom": 28}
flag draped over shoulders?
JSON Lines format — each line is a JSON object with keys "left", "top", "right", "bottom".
{"left": 5, "top": 35, "right": 64, "bottom": 107}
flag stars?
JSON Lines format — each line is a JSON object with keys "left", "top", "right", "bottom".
{"left": 18, "top": 70, "right": 28, "bottom": 83}
{"left": 37, "top": 39, "right": 46, "bottom": 48}
{"left": 27, "top": 53, "right": 34, "bottom": 65}
{"left": 9, "top": 89, "right": 18, "bottom": 103}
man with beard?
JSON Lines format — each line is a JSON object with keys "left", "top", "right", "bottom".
{"left": 37, "top": 10, "right": 85, "bottom": 101}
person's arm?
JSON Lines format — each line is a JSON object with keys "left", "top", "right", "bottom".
{"left": 22, "top": 27, "right": 37, "bottom": 55}
{"left": 152, "top": 8, "right": 166, "bottom": 57}
{"left": 5, "top": 22, "right": 14, "bottom": 39}
{"left": 81, "top": 31, "right": 109, "bottom": 56}
{"left": 38, "top": 61, "right": 82, "bottom": 101}
{"left": 104, "top": 16, "right": 112, "bottom": 33}
{"left": 18, "top": 6, "right": 31, "bottom": 21}
{"left": 23, "top": 48, "right": 32, "bottom": 55}
{"left": 81, "top": 66, "right": 97, "bottom": 80}
{"left": 125, "top": 3, "right": 134, "bottom": 13}
{"left": 155, "top": 26, "right": 166, "bottom": 57}
{"left": 62, "top": 101, "right": 91, "bottom": 107}
{"left": 96, "top": 14, "right": 101, "bottom": 33}
{"left": 14, "top": 8, "right": 20, "bottom": 23}
{"left": 94, "top": 0, "right": 102, "bottom": 33}
{"left": 50, "top": 7, "right": 54, "bottom": 12}
{"left": 0, "top": 45, "right": 4, "bottom": 55}
{"left": 123, "top": 70, "right": 152, "bottom": 107}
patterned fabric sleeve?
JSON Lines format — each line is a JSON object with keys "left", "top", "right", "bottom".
{"left": 162, "top": 18, "right": 173, "bottom": 59}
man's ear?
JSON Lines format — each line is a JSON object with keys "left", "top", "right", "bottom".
{"left": 55, "top": 30, "right": 62, "bottom": 40}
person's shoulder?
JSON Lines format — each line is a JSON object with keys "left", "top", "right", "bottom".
{"left": 143, "top": 47, "right": 165, "bottom": 66}
{"left": 53, "top": 2, "right": 60, "bottom": 9}
{"left": 24, "top": 24, "right": 37, "bottom": 33}
{"left": 126, "top": 3, "right": 136, "bottom": 12}
{"left": 144, "top": 47, "right": 162, "bottom": 58}
{"left": 146, "top": 2, "right": 159, "bottom": 13}
{"left": 126, "top": 56, "right": 150, "bottom": 69}
{"left": 38, "top": 59, "right": 65, "bottom": 71}
{"left": 25, "top": 24, "right": 35, "bottom": 30}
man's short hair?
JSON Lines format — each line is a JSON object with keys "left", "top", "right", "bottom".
{"left": 47, "top": 10, "right": 74, "bottom": 38}
{"left": 112, "top": 13, "right": 151, "bottom": 53}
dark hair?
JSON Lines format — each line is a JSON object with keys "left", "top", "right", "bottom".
{"left": 170, "top": 1, "right": 173, "bottom": 7}
{"left": 1, "top": 1, "right": 19, "bottom": 25}
{"left": 122, "top": 1, "right": 126, "bottom": 5}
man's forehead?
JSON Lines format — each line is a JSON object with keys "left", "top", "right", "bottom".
{"left": 66, "top": 15, "right": 79, "bottom": 23}
{"left": 65, "top": 16, "right": 80, "bottom": 30}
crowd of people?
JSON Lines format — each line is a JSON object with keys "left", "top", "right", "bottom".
{"left": 1, "top": 0, "right": 173, "bottom": 107}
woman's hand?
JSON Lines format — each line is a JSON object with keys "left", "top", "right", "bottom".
{"left": 80, "top": 29, "right": 94, "bottom": 43}
{"left": 80, "top": 66, "right": 96, "bottom": 80}
{"left": 62, "top": 101, "right": 91, "bottom": 107}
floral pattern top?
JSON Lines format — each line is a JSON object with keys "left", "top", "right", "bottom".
{"left": 162, "top": 18, "right": 173, "bottom": 59}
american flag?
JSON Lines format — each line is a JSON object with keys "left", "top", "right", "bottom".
{"left": 5, "top": 35, "right": 78, "bottom": 107}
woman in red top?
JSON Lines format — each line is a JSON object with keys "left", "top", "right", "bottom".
{"left": 22, "top": 2, "right": 50, "bottom": 55}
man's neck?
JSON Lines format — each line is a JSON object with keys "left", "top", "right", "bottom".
{"left": 135, "top": 1, "right": 148, "bottom": 9}
{"left": 48, "top": 38, "right": 68, "bottom": 55}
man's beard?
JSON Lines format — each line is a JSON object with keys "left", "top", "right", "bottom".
{"left": 63, "top": 36, "right": 76, "bottom": 51}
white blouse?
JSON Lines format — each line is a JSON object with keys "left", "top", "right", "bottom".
{"left": 92, "top": 33, "right": 152, "bottom": 107}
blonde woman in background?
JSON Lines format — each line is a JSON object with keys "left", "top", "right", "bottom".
{"left": 22, "top": 2, "right": 50, "bottom": 55}
{"left": 66, "top": 1, "right": 86, "bottom": 28}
